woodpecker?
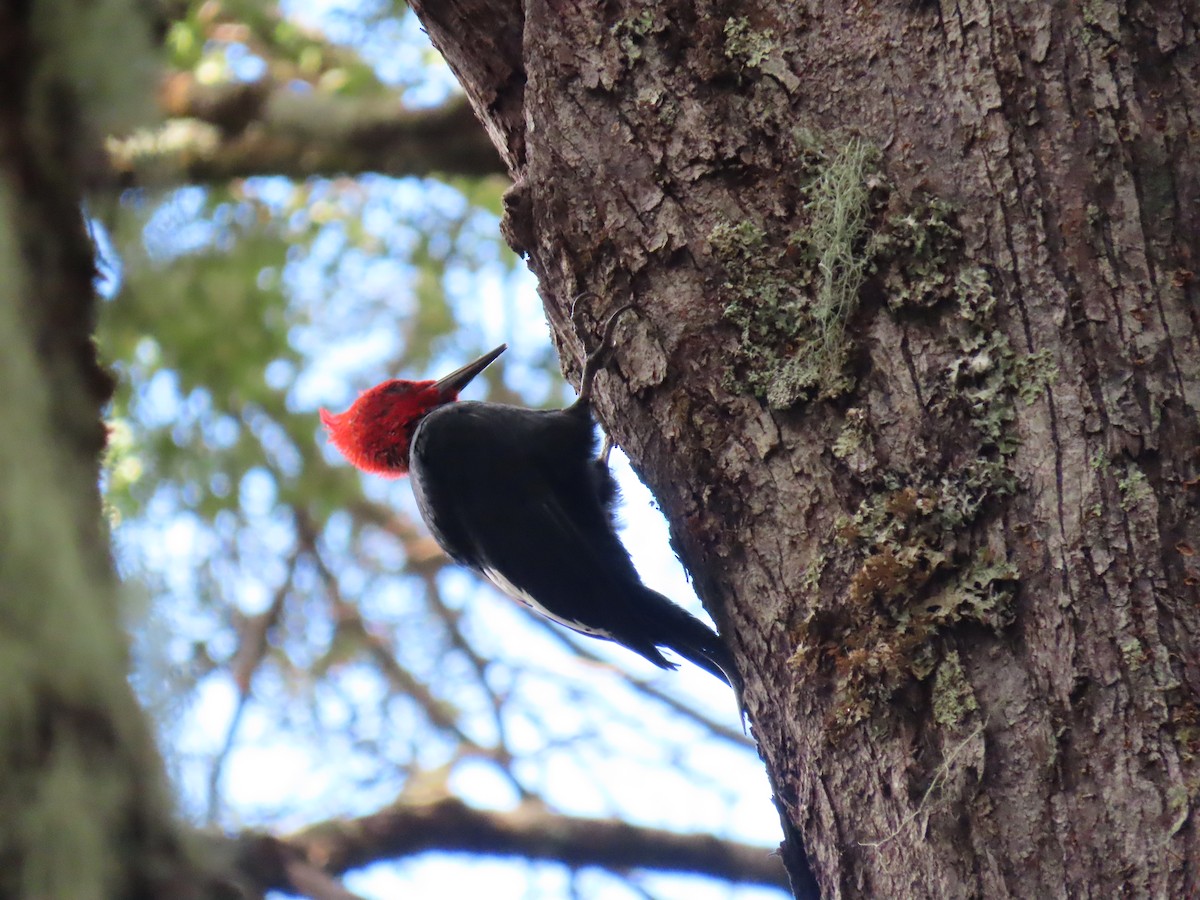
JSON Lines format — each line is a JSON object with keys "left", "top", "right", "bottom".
{"left": 320, "top": 313, "right": 736, "bottom": 684}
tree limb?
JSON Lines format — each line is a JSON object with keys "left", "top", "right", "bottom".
{"left": 242, "top": 797, "right": 790, "bottom": 892}
{"left": 107, "top": 77, "right": 505, "bottom": 184}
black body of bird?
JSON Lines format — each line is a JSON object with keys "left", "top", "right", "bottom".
{"left": 412, "top": 397, "right": 733, "bottom": 683}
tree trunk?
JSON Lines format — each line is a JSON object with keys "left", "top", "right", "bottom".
{"left": 409, "top": 0, "right": 1200, "bottom": 895}
{"left": 0, "top": 2, "right": 212, "bottom": 897}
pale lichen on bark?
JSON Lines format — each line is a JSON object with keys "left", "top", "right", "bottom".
{"left": 715, "top": 134, "right": 882, "bottom": 408}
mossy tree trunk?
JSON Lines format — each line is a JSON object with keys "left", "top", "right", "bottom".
{"left": 0, "top": 2, "right": 206, "bottom": 897}
{"left": 410, "top": 0, "right": 1200, "bottom": 895}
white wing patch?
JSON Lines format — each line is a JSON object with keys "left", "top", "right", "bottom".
{"left": 481, "top": 566, "right": 612, "bottom": 639}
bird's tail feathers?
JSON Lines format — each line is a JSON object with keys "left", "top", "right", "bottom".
{"left": 639, "top": 586, "right": 740, "bottom": 689}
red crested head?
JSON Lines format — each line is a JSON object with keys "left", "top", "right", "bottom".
{"left": 320, "top": 344, "right": 506, "bottom": 478}
{"left": 320, "top": 379, "right": 441, "bottom": 477}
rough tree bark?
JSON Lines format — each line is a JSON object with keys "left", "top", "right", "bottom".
{"left": 409, "top": 0, "right": 1200, "bottom": 896}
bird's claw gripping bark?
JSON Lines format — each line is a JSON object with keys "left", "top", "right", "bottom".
{"left": 598, "top": 433, "right": 614, "bottom": 466}
{"left": 571, "top": 296, "right": 638, "bottom": 407}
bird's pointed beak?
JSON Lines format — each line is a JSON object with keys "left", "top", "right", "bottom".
{"left": 433, "top": 344, "right": 507, "bottom": 400}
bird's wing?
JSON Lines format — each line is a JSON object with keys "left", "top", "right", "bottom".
{"left": 410, "top": 403, "right": 663, "bottom": 651}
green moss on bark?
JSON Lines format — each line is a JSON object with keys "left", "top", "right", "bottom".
{"left": 0, "top": 0, "right": 196, "bottom": 895}
{"left": 787, "top": 205, "right": 1041, "bottom": 734}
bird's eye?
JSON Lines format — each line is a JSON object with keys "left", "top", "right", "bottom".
{"left": 384, "top": 382, "right": 412, "bottom": 396}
